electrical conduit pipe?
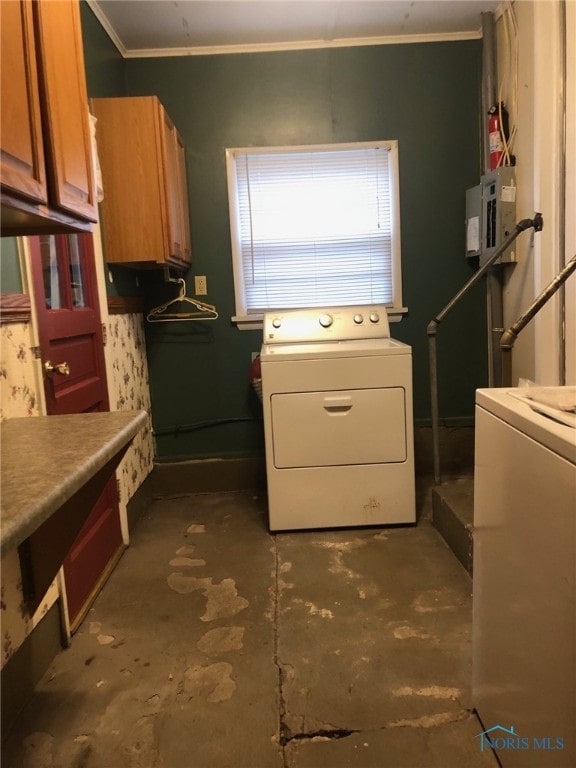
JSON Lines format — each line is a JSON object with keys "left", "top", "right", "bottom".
{"left": 427, "top": 213, "right": 543, "bottom": 485}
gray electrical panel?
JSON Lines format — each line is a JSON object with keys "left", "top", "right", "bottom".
{"left": 481, "top": 167, "right": 517, "bottom": 265}
{"left": 465, "top": 167, "right": 517, "bottom": 266}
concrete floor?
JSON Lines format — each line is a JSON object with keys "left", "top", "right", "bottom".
{"left": 3, "top": 483, "right": 499, "bottom": 768}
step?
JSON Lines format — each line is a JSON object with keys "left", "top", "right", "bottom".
{"left": 432, "top": 475, "right": 474, "bottom": 576}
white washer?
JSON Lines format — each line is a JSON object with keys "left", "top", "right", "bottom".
{"left": 473, "top": 387, "right": 576, "bottom": 767}
{"left": 260, "top": 305, "right": 415, "bottom": 531}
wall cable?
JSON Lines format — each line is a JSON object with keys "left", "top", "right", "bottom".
{"left": 497, "top": 2, "right": 519, "bottom": 167}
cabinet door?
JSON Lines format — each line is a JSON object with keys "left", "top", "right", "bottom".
{"left": 162, "top": 110, "right": 191, "bottom": 267}
{"left": 29, "top": 233, "right": 123, "bottom": 631}
{"left": 34, "top": 0, "right": 97, "bottom": 222}
{"left": 176, "top": 131, "right": 192, "bottom": 264}
{"left": 93, "top": 96, "right": 167, "bottom": 264}
{"left": 0, "top": 0, "right": 47, "bottom": 204}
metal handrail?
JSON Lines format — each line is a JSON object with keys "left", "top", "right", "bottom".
{"left": 501, "top": 253, "right": 576, "bottom": 387}
{"left": 427, "top": 213, "right": 543, "bottom": 485}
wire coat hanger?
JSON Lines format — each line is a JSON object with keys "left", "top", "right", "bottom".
{"left": 146, "top": 278, "right": 219, "bottom": 322}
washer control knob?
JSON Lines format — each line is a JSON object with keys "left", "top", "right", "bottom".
{"left": 319, "top": 314, "right": 333, "bottom": 328}
{"left": 353, "top": 314, "right": 364, "bottom": 324}
{"left": 369, "top": 312, "right": 380, "bottom": 323}
{"left": 272, "top": 318, "right": 282, "bottom": 329}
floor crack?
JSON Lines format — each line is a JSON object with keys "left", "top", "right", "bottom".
{"left": 281, "top": 728, "right": 360, "bottom": 747}
{"left": 271, "top": 535, "right": 290, "bottom": 766}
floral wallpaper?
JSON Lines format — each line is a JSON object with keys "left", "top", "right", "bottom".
{"left": 105, "top": 313, "right": 154, "bottom": 515}
{"left": 1, "top": 321, "right": 58, "bottom": 670}
{"left": 0, "top": 322, "right": 40, "bottom": 421}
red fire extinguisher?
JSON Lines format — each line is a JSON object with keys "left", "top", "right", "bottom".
{"left": 488, "top": 103, "right": 509, "bottom": 170}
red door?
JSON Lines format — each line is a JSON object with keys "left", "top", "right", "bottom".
{"left": 30, "top": 233, "right": 123, "bottom": 630}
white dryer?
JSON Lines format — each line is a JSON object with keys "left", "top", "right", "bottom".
{"left": 260, "top": 305, "right": 415, "bottom": 531}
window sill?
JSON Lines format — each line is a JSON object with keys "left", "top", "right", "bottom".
{"left": 388, "top": 309, "right": 409, "bottom": 323}
{"left": 231, "top": 315, "right": 265, "bottom": 331}
{"left": 232, "top": 307, "right": 408, "bottom": 331}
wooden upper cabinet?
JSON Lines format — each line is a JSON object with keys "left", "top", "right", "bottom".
{"left": 0, "top": 0, "right": 97, "bottom": 235}
{"left": 92, "top": 96, "right": 192, "bottom": 269}
{"left": 0, "top": 0, "right": 47, "bottom": 206}
{"left": 34, "top": 1, "right": 97, "bottom": 221}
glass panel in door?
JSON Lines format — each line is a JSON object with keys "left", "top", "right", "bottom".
{"left": 68, "top": 234, "right": 87, "bottom": 308}
{"left": 39, "top": 235, "right": 64, "bottom": 310}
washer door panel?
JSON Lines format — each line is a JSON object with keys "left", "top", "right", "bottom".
{"left": 271, "top": 387, "right": 406, "bottom": 468}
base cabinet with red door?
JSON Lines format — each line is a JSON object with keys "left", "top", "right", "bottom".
{"left": 2, "top": 412, "right": 147, "bottom": 629}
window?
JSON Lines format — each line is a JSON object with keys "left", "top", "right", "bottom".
{"left": 226, "top": 141, "right": 404, "bottom": 327}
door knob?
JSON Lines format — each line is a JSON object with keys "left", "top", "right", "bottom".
{"left": 45, "top": 360, "right": 70, "bottom": 376}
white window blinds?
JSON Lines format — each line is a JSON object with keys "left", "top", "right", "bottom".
{"left": 227, "top": 141, "right": 402, "bottom": 317}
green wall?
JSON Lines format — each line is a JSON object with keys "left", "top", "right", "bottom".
{"left": 81, "top": 5, "right": 488, "bottom": 460}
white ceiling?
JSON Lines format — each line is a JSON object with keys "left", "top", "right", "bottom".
{"left": 88, "top": 0, "right": 503, "bottom": 57}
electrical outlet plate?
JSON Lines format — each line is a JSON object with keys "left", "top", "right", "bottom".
{"left": 195, "top": 275, "right": 207, "bottom": 295}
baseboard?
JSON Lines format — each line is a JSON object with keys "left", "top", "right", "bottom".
{"left": 149, "top": 427, "right": 474, "bottom": 497}
{"left": 414, "top": 417, "right": 475, "bottom": 428}
{"left": 151, "top": 456, "right": 267, "bottom": 497}
{"left": 1, "top": 601, "right": 63, "bottom": 740}
{"left": 126, "top": 471, "right": 155, "bottom": 532}
{"left": 413, "top": 425, "right": 475, "bottom": 477}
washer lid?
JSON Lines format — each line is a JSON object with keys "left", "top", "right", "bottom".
{"left": 476, "top": 388, "right": 576, "bottom": 464}
{"left": 261, "top": 337, "right": 411, "bottom": 361}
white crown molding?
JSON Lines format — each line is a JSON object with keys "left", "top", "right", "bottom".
{"left": 84, "top": 3, "right": 483, "bottom": 61}
{"left": 122, "top": 29, "right": 482, "bottom": 58}
{"left": 86, "top": 0, "right": 128, "bottom": 57}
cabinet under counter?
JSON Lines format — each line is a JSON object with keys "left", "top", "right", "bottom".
{"left": 0, "top": 410, "right": 147, "bottom": 609}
